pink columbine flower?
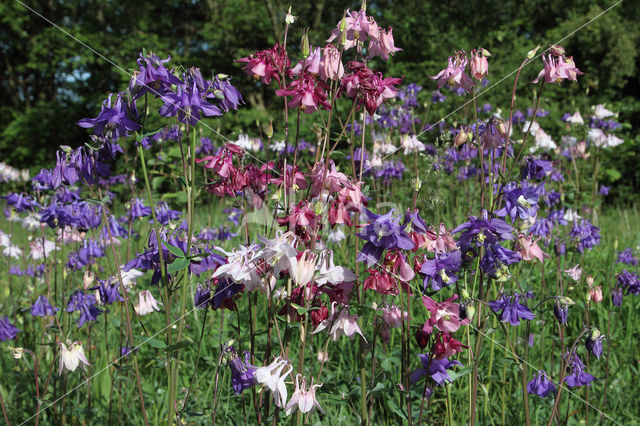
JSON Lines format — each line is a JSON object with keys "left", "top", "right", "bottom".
{"left": 328, "top": 199, "right": 352, "bottom": 227}
{"left": 312, "top": 302, "right": 367, "bottom": 342}
{"left": 588, "top": 286, "right": 603, "bottom": 304}
{"left": 469, "top": 48, "right": 490, "bottom": 80}
{"left": 382, "top": 305, "right": 408, "bottom": 328}
{"left": 236, "top": 44, "right": 289, "bottom": 85}
{"left": 338, "top": 181, "right": 367, "bottom": 212}
{"left": 308, "top": 161, "right": 351, "bottom": 197}
{"left": 321, "top": 44, "right": 344, "bottom": 81}
{"left": 430, "top": 51, "right": 474, "bottom": 93}
{"left": 364, "top": 268, "right": 398, "bottom": 295}
{"left": 134, "top": 290, "right": 162, "bottom": 316}
{"left": 517, "top": 234, "right": 549, "bottom": 262}
{"left": 275, "top": 73, "right": 331, "bottom": 114}
{"left": 433, "top": 332, "right": 467, "bottom": 359}
{"left": 285, "top": 374, "right": 324, "bottom": 415}
{"left": 564, "top": 264, "right": 583, "bottom": 281}
{"left": 327, "top": 9, "right": 380, "bottom": 50}
{"left": 532, "top": 54, "right": 583, "bottom": 84}
{"left": 421, "top": 295, "right": 463, "bottom": 334}
{"left": 424, "top": 224, "right": 458, "bottom": 253}
{"left": 367, "top": 27, "right": 402, "bottom": 60}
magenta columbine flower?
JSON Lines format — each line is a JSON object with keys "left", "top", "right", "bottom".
{"left": 532, "top": 53, "right": 583, "bottom": 84}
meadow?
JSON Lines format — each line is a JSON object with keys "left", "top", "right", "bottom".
{"left": 1, "top": 5, "right": 640, "bottom": 426}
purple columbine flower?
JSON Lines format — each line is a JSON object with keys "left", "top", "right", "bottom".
{"left": 527, "top": 370, "right": 556, "bottom": 397}
{"left": 224, "top": 346, "right": 257, "bottom": 394}
{"left": 496, "top": 183, "right": 540, "bottom": 221}
{"left": 611, "top": 287, "right": 623, "bottom": 306}
{"left": 77, "top": 92, "right": 141, "bottom": 140}
{"left": 431, "top": 90, "right": 446, "bottom": 103}
{"left": 194, "top": 285, "right": 211, "bottom": 309}
{"left": 130, "top": 198, "right": 152, "bottom": 219}
{"left": 129, "top": 52, "right": 183, "bottom": 99}
{"left": 585, "top": 329, "right": 604, "bottom": 359}
{"left": 453, "top": 211, "right": 514, "bottom": 253}
{"left": 564, "top": 353, "right": 596, "bottom": 388}
{"left": 419, "top": 250, "right": 462, "bottom": 291}
{"left": 521, "top": 156, "right": 554, "bottom": 180}
{"left": 0, "top": 316, "right": 21, "bottom": 341}
{"left": 553, "top": 297, "right": 574, "bottom": 325}
{"left": 30, "top": 295, "right": 59, "bottom": 317}
{"left": 3, "top": 193, "right": 36, "bottom": 213}
{"left": 489, "top": 292, "right": 534, "bottom": 326}
{"left": 570, "top": 219, "right": 601, "bottom": 253}
{"left": 599, "top": 185, "right": 610, "bottom": 196}
{"left": 66, "top": 290, "right": 102, "bottom": 327}
{"left": 159, "top": 77, "right": 222, "bottom": 126}
{"left": 357, "top": 209, "right": 415, "bottom": 266}
{"left": 211, "top": 278, "right": 244, "bottom": 310}
{"left": 78, "top": 239, "right": 105, "bottom": 266}
{"left": 616, "top": 248, "right": 638, "bottom": 266}
{"left": 92, "top": 280, "right": 123, "bottom": 305}
{"left": 410, "top": 353, "right": 462, "bottom": 386}
{"left": 480, "top": 243, "right": 522, "bottom": 276}
{"left": 617, "top": 270, "right": 640, "bottom": 295}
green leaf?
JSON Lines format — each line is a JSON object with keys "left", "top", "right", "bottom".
{"left": 164, "top": 242, "right": 186, "bottom": 258}
{"left": 167, "top": 257, "right": 190, "bottom": 274}
{"left": 165, "top": 341, "right": 191, "bottom": 354}
{"left": 142, "top": 337, "right": 167, "bottom": 349}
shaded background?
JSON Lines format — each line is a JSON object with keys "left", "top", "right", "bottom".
{"left": 1, "top": 0, "right": 638, "bottom": 198}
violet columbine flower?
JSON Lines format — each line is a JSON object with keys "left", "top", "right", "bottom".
{"left": 224, "top": 346, "right": 257, "bottom": 395}
{"left": 453, "top": 211, "right": 514, "bottom": 253}
{"left": 564, "top": 353, "right": 595, "bottom": 388}
{"left": 30, "top": 295, "right": 59, "bottom": 317}
{"left": 521, "top": 156, "right": 554, "bottom": 181}
{"left": 356, "top": 209, "right": 415, "bottom": 266}
{"left": 92, "top": 280, "right": 123, "bottom": 305}
{"left": 616, "top": 248, "right": 638, "bottom": 266}
{"left": 129, "top": 198, "right": 151, "bottom": 219}
{"left": 553, "top": 297, "right": 574, "bottom": 325}
{"left": 611, "top": 286, "right": 623, "bottom": 306}
{"left": 489, "top": 292, "right": 534, "bottom": 326}
{"left": 570, "top": 219, "right": 601, "bottom": 253}
{"left": 410, "top": 353, "right": 463, "bottom": 386}
{"left": 130, "top": 51, "right": 183, "bottom": 99}
{"left": 617, "top": 270, "right": 640, "bottom": 295}
{"left": 3, "top": 193, "right": 36, "bottom": 213}
{"left": 77, "top": 92, "right": 140, "bottom": 140}
{"left": 211, "top": 278, "right": 244, "bottom": 310}
{"left": 480, "top": 243, "right": 522, "bottom": 276}
{"left": 0, "top": 316, "right": 21, "bottom": 341}
{"left": 527, "top": 370, "right": 556, "bottom": 397}
{"left": 419, "top": 250, "right": 461, "bottom": 291}
{"left": 66, "top": 290, "right": 102, "bottom": 327}
{"left": 585, "top": 328, "right": 604, "bottom": 359}
{"left": 496, "top": 183, "right": 540, "bottom": 221}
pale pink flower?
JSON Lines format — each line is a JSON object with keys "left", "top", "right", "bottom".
{"left": 382, "top": 305, "right": 408, "bottom": 328}
{"left": 134, "top": 290, "right": 162, "bottom": 316}
{"left": 424, "top": 224, "right": 457, "bottom": 253}
{"left": 321, "top": 44, "right": 344, "bottom": 81}
{"left": 532, "top": 54, "right": 583, "bottom": 84}
{"left": 285, "top": 374, "right": 324, "bottom": 415}
{"left": 517, "top": 234, "right": 548, "bottom": 262}
{"left": 367, "top": 27, "right": 402, "bottom": 60}
{"left": 255, "top": 357, "right": 293, "bottom": 408}
{"left": 469, "top": 48, "right": 490, "bottom": 80}
{"left": 312, "top": 302, "right": 366, "bottom": 342}
{"left": 430, "top": 51, "right": 474, "bottom": 93}
{"left": 588, "top": 285, "right": 603, "bottom": 304}
{"left": 564, "top": 264, "right": 583, "bottom": 281}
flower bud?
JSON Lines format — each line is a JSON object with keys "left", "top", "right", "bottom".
{"left": 9, "top": 347, "right": 24, "bottom": 359}
{"left": 548, "top": 44, "right": 565, "bottom": 57}
{"left": 454, "top": 130, "right": 468, "bottom": 147}
{"left": 527, "top": 45, "right": 541, "bottom": 59}
{"left": 266, "top": 120, "right": 274, "bottom": 139}
{"left": 301, "top": 29, "right": 310, "bottom": 59}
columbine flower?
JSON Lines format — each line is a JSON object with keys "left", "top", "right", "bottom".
{"left": 588, "top": 285, "right": 603, "bottom": 304}
{"left": 570, "top": 219, "right": 601, "bottom": 253}
{"left": 293, "top": 250, "right": 318, "bottom": 287}
{"left": 315, "top": 249, "right": 357, "bottom": 286}
{"left": 312, "top": 302, "right": 366, "bottom": 342}
{"left": 285, "top": 374, "right": 324, "bottom": 416}
{"left": 564, "top": 353, "right": 595, "bottom": 388}
{"left": 496, "top": 183, "right": 540, "bottom": 221}
{"left": 225, "top": 346, "right": 257, "bottom": 394}
{"left": 30, "top": 296, "right": 59, "bottom": 317}
{"left": 382, "top": 305, "right": 407, "bottom": 328}
{"left": 564, "top": 264, "right": 582, "bottom": 281}
{"left": 275, "top": 73, "right": 331, "bottom": 114}
{"left": 430, "top": 51, "right": 474, "bottom": 93}
{"left": 421, "top": 295, "right": 463, "bottom": 334}
{"left": 255, "top": 357, "right": 293, "bottom": 408}
{"left": 58, "top": 341, "right": 90, "bottom": 374}
{"left": 410, "top": 353, "right": 462, "bottom": 386}
{"left": 356, "top": 209, "right": 414, "bottom": 266}
{"left": 236, "top": 44, "right": 289, "bottom": 85}
{"left": 469, "top": 48, "right": 490, "bottom": 80}
{"left": 212, "top": 244, "right": 262, "bottom": 291}
{"left": 66, "top": 290, "right": 102, "bottom": 327}
{"left": 0, "top": 316, "right": 21, "bottom": 341}
{"left": 134, "top": 290, "right": 162, "bottom": 316}
{"left": 419, "top": 250, "right": 461, "bottom": 291}
{"left": 489, "top": 292, "right": 534, "bottom": 326}
{"left": 553, "top": 297, "right": 574, "bottom": 325}
{"left": 532, "top": 53, "right": 583, "bottom": 84}
{"left": 516, "top": 234, "right": 548, "bottom": 262}
{"left": 593, "top": 104, "right": 614, "bottom": 120}
{"left": 585, "top": 328, "right": 604, "bottom": 359}
{"left": 527, "top": 371, "right": 556, "bottom": 397}
{"left": 77, "top": 92, "right": 140, "bottom": 140}
{"left": 617, "top": 248, "right": 638, "bottom": 266}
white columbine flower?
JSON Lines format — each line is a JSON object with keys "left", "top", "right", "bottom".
{"left": 401, "top": 134, "right": 426, "bottom": 155}
{"left": 134, "top": 290, "right": 162, "bottom": 316}
{"left": 255, "top": 357, "right": 293, "bottom": 408}
{"left": 315, "top": 249, "right": 356, "bottom": 286}
{"left": 593, "top": 104, "right": 614, "bottom": 120}
{"left": 566, "top": 111, "right": 584, "bottom": 125}
{"left": 312, "top": 302, "right": 367, "bottom": 342}
{"left": 59, "top": 341, "right": 90, "bottom": 374}
{"left": 213, "top": 244, "right": 263, "bottom": 291}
